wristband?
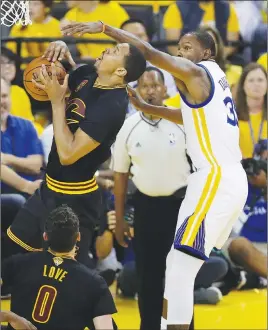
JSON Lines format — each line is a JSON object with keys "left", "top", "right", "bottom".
{"left": 99, "top": 21, "right": 106, "bottom": 33}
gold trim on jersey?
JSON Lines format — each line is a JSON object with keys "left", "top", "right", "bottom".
{"left": 46, "top": 174, "right": 98, "bottom": 195}
{"left": 181, "top": 107, "right": 221, "bottom": 247}
{"left": 7, "top": 227, "right": 43, "bottom": 252}
{"left": 93, "top": 77, "right": 126, "bottom": 89}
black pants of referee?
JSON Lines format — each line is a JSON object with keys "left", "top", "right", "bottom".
{"left": 133, "top": 190, "right": 194, "bottom": 330}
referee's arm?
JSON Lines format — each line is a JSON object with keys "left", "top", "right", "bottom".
{"left": 112, "top": 122, "right": 132, "bottom": 247}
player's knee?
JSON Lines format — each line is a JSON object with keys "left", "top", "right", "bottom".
{"left": 228, "top": 237, "right": 252, "bottom": 263}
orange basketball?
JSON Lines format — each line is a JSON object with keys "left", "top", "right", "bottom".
{"left": 23, "top": 57, "right": 66, "bottom": 101}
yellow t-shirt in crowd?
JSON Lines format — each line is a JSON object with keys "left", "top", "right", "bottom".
{"left": 8, "top": 17, "right": 61, "bottom": 58}
{"left": 10, "top": 85, "right": 44, "bottom": 136}
{"left": 239, "top": 112, "right": 267, "bottom": 159}
{"left": 163, "top": 1, "right": 239, "bottom": 34}
{"left": 257, "top": 53, "right": 267, "bottom": 71}
{"left": 225, "top": 64, "right": 242, "bottom": 87}
{"left": 64, "top": 2, "right": 129, "bottom": 58}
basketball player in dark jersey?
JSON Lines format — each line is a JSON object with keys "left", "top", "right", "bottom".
{"left": 2, "top": 205, "right": 117, "bottom": 330}
{"left": 5, "top": 41, "right": 146, "bottom": 266}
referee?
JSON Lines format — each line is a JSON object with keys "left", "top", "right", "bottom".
{"left": 112, "top": 67, "right": 191, "bottom": 330}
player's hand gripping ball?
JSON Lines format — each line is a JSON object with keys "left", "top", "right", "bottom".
{"left": 23, "top": 57, "right": 66, "bottom": 101}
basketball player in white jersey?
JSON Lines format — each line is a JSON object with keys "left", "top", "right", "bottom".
{"left": 59, "top": 23, "right": 248, "bottom": 330}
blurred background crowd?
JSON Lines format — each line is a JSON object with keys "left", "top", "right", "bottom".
{"left": 1, "top": 0, "right": 267, "bottom": 323}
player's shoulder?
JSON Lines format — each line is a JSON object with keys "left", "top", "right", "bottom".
{"left": 69, "top": 63, "right": 97, "bottom": 91}
{"left": 71, "top": 262, "right": 107, "bottom": 285}
{"left": 4, "top": 252, "right": 44, "bottom": 267}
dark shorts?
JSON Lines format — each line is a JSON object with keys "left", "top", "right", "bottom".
{"left": 8, "top": 183, "right": 102, "bottom": 251}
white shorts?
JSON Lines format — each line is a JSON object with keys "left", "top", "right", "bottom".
{"left": 173, "top": 163, "right": 248, "bottom": 260}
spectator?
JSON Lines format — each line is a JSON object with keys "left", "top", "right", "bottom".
{"left": 117, "top": 254, "right": 228, "bottom": 305}
{"left": 235, "top": 63, "right": 267, "bottom": 158}
{"left": 220, "top": 141, "right": 267, "bottom": 292}
{"left": 62, "top": 1, "right": 129, "bottom": 59}
{"left": 233, "top": 1, "right": 267, "bottom": 62}
{"left": 112, "top": 67, "right": 191, "bottom": 330}
{"left": 0, "top": 47, "right": 43, "bottom": 136}
{"left": 1, "top": 77, "right": 44, "bottom": 195}
{"left": 8, "top": 0, "right": 61, "bottom": 59}
{"left": 121, "top": 19, "right": 178, "bottom": 99}
{"left": 163, "top": 0, "right": 240, "bottom": 58}
{"left": 198, "top": 26, "right": 242, "bottom": 89}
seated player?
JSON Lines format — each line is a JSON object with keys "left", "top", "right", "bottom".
{"left": 2, "top": 205, "right": 117, "bottom": 330}
{"left": 5, "top": 40, "right": 146, "bottom": 268}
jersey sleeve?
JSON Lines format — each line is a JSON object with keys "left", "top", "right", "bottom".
{"left": 79, "top": 92, "right": 127, "bottom": 143}
{"left": 68, "top": 63, "right": 96, "bottom": 91}
{"left": 92, "top": 275, "right": 117, "bottom": 318}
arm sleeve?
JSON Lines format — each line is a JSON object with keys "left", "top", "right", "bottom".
{"left": 112, "top": 122, "right": 131, "bottom": 173}
{"left": 25, "top": 121, "right": 44, "bottom": 156}
{"left": 92, "top": 276, "right": 117, "bottom": 318}
{"left": 163, "top": 4, "right": 183, "bottom": 30}
{"left": 79, "top": 93, "right": 127, "bottom": 143}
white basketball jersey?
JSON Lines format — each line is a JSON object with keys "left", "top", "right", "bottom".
{"left": 180, "top": 60, "right": 242, "bottom": 170}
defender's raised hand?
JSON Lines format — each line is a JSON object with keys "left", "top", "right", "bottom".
{"left": 61, "top": 21, "right": 103, "bottom": 37}
{"left": 43, "top": 41, "right": 76, "bottom": 67}
{"left": 127, "top": 85, "right": 147, "bottom": 111}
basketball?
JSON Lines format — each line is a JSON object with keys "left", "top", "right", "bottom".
{"left": 23, "top": 57, "right": 66, "bottom": 101}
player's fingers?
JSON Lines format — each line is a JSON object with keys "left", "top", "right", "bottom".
{"left": 46, "top": 44, "right": 56, "bottom": 61}
{"left": 41, "top": 64, "right": 50, "bottom": 80}
{"left": 32, "top": 79, "right": 46, "bottom": 90}
{"left": 28, "top": 321, "right": 37, "bottom": 330}
{"left": 38, "top": 68, "right": 47, "bottom": 85}
{"left": 52, "top": 46, "right": 62, "bottom": 62}
{"left": 66, "top": 51, "right": 76, "bottom": 67}
{"left": 51, "top": 63, "right": 58, "bottom": 83}
{"left": 127, "top": 85, "right": 136, "bottom": 97}
{"left": 58, "top": 47, "right": 67, "bottom": 61}
{"left": 62, "top": 74, "right": 69, "bottom": 89}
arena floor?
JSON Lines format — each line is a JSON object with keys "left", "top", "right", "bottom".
{"left": 1, "top": 288, "right": 267, "bottom": 329}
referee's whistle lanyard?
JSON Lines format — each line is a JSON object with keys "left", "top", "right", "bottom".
{"left": 248, "top": 115, "right": 265, "bottom": 157}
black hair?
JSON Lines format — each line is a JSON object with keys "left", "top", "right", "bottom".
{"left": 120, "top": 18, "right": 146, "bottom": 31}
{"left": 124, "top": 44, "right": 146, "bottom": 83}
{"left": 45, "top": 205, "right": 79, "bottom": 253}
{"left": 141, "top": 66, "right": 165, "bottom": 84}
{"left": 184, "top": 31, "right": 216, "bottom": 57}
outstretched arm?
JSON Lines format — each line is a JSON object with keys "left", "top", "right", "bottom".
{"left": 61, "top": 22, "right": 202, "bottom": 83}
{"left": 127, "top": 86, "right": 183, "bottom": 125}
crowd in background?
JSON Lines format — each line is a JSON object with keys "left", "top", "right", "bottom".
{"left": 1, "top": 0, "right": 267, "bottom": 309}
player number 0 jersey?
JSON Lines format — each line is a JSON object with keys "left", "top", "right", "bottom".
{"left": 180, "top": 60, "right": 242, "bottom": 170}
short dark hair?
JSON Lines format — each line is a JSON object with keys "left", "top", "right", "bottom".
{"left": 184, "top": 31, "right": 216, "bottom": 57}
{"left": 45, "top": 205, "right": 79, "bottom": 253}
{"left": 120, "top": 18, "right": 146, "bottom": 31}
{"left": 124, "top": 44, "right": 146, "bottom": 83}
{"left": 142, "top": 66, "right": 165, "bottom": 84}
